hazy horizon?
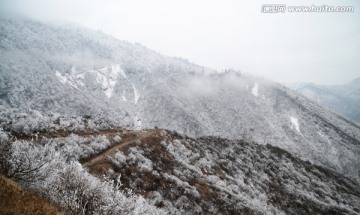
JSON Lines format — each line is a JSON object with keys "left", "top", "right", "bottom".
{"left": 1, "top": 0, "right": 359, "bottom": 85}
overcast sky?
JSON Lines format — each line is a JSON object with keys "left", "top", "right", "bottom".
{"left": 1, "top": 0, "right": 359, "bottom": 85}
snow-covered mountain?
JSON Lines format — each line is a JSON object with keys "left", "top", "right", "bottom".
{"left": 0, "top": 18, "right": 359, "bottom": 183}
{"left": 285, "top": 78, "right": 360, "bottom": 125}
{"left": 0, "top": 18, "right": 212, "bottom": 125}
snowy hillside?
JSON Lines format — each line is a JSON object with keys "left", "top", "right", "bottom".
{"left": 138, "top": 72, "right": 360, "bottom": 181}
{"left": 1, "top": 123, "right": 359, "bottom": 214}
{"left": 0, "top": 18, "right": 212, "bottom": 125}
{"left": 111, "top": 131, "right": 360, "bottom": 214}
{"left": 0, "top": 18, "right": 360, "bottom": 183}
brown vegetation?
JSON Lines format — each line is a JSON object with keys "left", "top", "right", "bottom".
{"left": 0, "top": 176, "right": 63, "bottom": 215}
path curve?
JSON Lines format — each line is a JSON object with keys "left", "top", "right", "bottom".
{"left": 82, "top": 131, "right": 153, "bottom": 168}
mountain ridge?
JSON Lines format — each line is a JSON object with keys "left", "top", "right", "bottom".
{"left": 285, "top": 78, "right": 360, "bottom": 125}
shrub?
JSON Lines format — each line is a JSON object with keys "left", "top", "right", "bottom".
{"left": 113, "top": 135, "right": 122, "bottom": 144}
{"left": 0, "top": 140, "right": 59, "bottom": 185}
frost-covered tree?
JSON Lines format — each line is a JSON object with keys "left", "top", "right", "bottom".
{"left": 0, "top": 132, "right": 164, "bottom": 214}
{"left": 48, "top": 162, "right": 164, "bottom": 215}
{"left": 0, "top": 140, "right": 59, "bottom": 185}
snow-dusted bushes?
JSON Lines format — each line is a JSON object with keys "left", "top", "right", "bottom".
{"left": 0, "top": 128, "right": 9, "bottom": 141}
{"left": 48, "top": 162, "right": 164, "bottom": 215}
{"left": 127, "top": 148, "right": 153, "bottom": 173}
{"left": 87, "top": 115, "right": 120, "bottom": 131}
{"left": 113, "top": 135, "right": 122, "bottom": 144}
{"left": 86, "top": 135, "right": 111, "bottom": 156}
{"left": 109, "top": 151, "right": 127, "bottom": 168}
{"left": 163, "top": 173, "right": 200, "bottom": 198}
{"left": 50, "top": 133, "right": 88, "bottom": 161}
{"left": 0, "top": 107, "right": 87, "bottom": 135}
{"left": 0, "top": 140, "right": 60, "bottom": 185}
{"left": 0, "top": 106, "right": 124, "bottom": 137}
{"left": 109, "top": 147, "right": 154, "bottom": 173}
{"left": 51, "top": 134, "right": 110, "bottom": 161}
{"left": 0, "top": 138, "right": 164, "bottom": 214}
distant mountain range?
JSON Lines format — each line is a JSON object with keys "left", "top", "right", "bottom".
{"left": 0, "top": 17, "right": 359, "bottom": 184}
{"left": 285, "top": 78, "right": 360, "bottom": 125}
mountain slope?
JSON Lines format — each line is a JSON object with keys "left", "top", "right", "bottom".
{"left": 135, "top": 72, "right": 360, "bottom": 180}
{"left": 285, "top": 78, "right": 360, "bottom": 125}
{"left": 6, "top": 125, "right": 360, "bottom": 215}
{"left": 0, "top": 176, "right": 63, "bottom": 214}
{"left": 0, "top": 18, "right": 211, "bottom": 124}
{"left": 0, "top": 18, "right": 359, "bottom": 182}
{"left": 105, "top": 131, "right": 360, "bottom": 214}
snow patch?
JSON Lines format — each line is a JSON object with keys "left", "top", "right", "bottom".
{"left": 56, "top": 64, "right": 140, "bottom": 101}
{"left": 252, "top": 83, "right": 259, "bottom": 97}
{"left": 132, "top": 84, "right": 140, "bottom": 104}
{"left": 119, "top": 67, "right": 127, "bottom": 79}
{"left": 290, "top": 117, "right": 300, "bottom": 133}
{"left": 55, "top": 70, "right": 80, "bottom": 89}
{"left": 121, "top": 90, "right": 127, "bottom": 101}
{"left": 54, "top": 64, "right": 125, "bottom": 98}
{"left": 94, "top": 65, "right": 122, "bottom": 98}
{"left": 55, "top": 71, "right": 67, "bottom": 84}
{"left": 318, "top": 131, "right": 331, "bottom": 144}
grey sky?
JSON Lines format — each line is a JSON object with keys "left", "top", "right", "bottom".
{"left": 1, "top": 0, "right": 359, "bottom": 85}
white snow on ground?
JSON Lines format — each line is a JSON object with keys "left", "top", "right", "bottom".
{"left": 69, "top": 66, "right": 85, "bottom": 87}
{"left": 290, "top": 117, "right": 300, "bottom": 132}
{"left": 54, "top": 64, "right": 125, "bottom": 98}
{"left": 121, "top": 90, "right": 127, "bottom": 101}
{"left": 119, "top": 65, "right": 127, "bottom": 79}
{"left": 54, "top": 64, "right": 143, "bottom": 102}
{"left": 55, "top": 70, "right": 79, "bottom": 89}
{"left": 103, "top": 88, "right": 113, "bottom": 98}
{"left": 133, "top": 84, "right": 140, "bottom": 104}
{"left": 55, "top": 71, "right": 67, "bottom": 84}
{"left": 252, "top": 83, "right": 259, "bottom": 97}
{"left": 95, "top": 65, "right": 122, "bottom": 98}
{"left": 318, "top": 131, "right": 331, "bottom": 144}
